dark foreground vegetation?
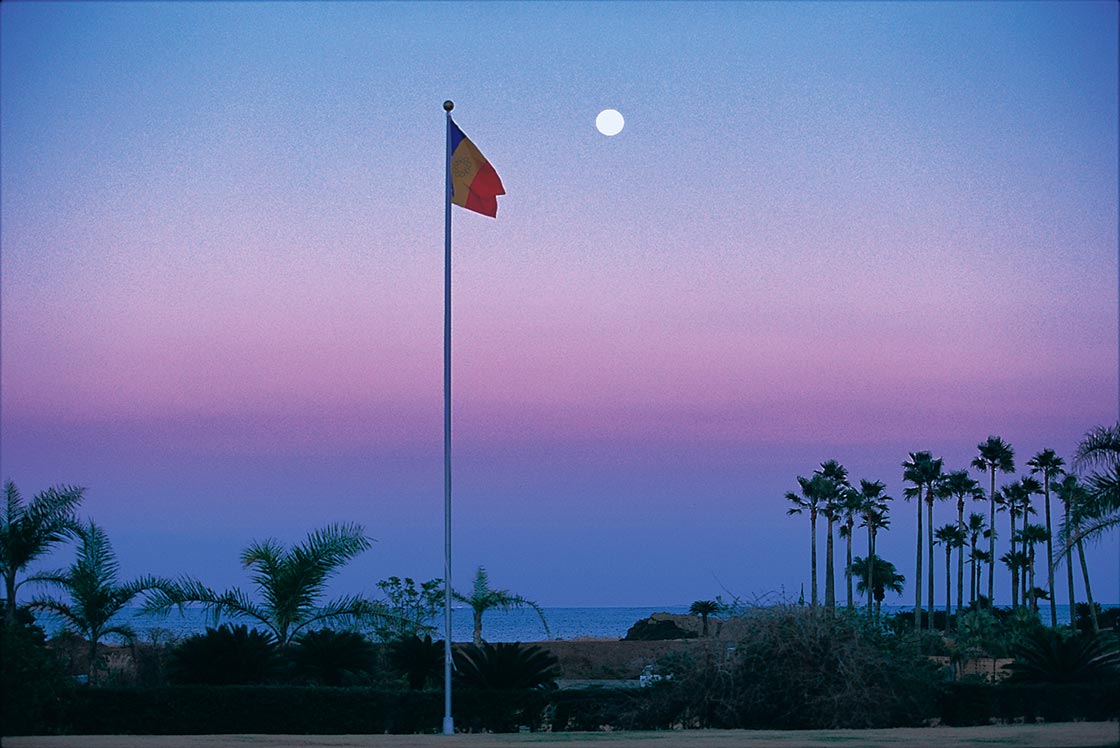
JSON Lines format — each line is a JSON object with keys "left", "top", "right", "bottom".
{"left": 3, "top": 423, "right": 1118, "bottom": 736}
{"left": 3, "top": 603, "right": 1117, "bottom": 736}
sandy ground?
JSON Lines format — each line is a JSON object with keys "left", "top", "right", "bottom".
{"left": 5, "top": 723, "right": 1119, "bottom": 748}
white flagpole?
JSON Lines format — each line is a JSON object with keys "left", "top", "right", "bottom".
{"left": 441, "top": 99, "right": 455, "bottom": 736}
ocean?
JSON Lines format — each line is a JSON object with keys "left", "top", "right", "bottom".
{"left": 31, "top": 603, "right": 1113, "bottom": 644}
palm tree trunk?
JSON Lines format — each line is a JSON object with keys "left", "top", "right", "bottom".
{"left": 1009, "top": 512, "right": 1018, "bottom": 609}
{"left": 915, "top": 486, "right": 923, "bottom": 630}
{"left": 1065, "top": 503, "right": 1076, "bottom": 626}
{"left": 927, "top": 499, "right": 935, "bottom": 630}
{"left": 987, "top": 468, "right": 996, "bottom": 603}
{"left": 956, "top": 503, "right": 965, "bottom": 619}
{"left": 473, "top": 608, "right": 484, "bottom": 645}
{"left": 969, "top": 538, "right": 977, "bottom": 606}
{"left": 810, "top": 512, "right": 818, "bottom": 608}
{"left": 1043, "top": 480, "right": 1056, "bottom": 627}
{"left": 1076, "top": 540, "right": 1098, "bottom": 634}
{"left": 944, "top": 547, "right": 951, "bottom": 627}
{"left": 701, "top": 614, "right": 709, "bottom": 637}
{"left": 825, "top": 518, "right": 835, "bottom": 611}
{"left": 1029, "top": 546, "right": 1037, "bottom": 612}
{"left": 845, "top": 521, "right": 853, "bottom": 610}
{"left": 4, "top": 573, "right": 16, "bottom": 627}
{"left": 867, "top": 528, "right": 875, "bottom": 616}
{"left": 88, "top": 633, "right": 99, "bottom": 686}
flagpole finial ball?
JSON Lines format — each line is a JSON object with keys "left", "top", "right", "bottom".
{"left": 443, "top": 101, "right": 454, "bottom": 112}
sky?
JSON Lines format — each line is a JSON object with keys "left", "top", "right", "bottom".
{"left": 2, "top": 1, "right": 1117, "bottom": 611}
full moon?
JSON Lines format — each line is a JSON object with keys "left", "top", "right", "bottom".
{"left": 596, "top": 109, "right": 625, "bottom": 136}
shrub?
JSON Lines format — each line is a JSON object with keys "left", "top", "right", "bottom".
{"left": 1007, "top": 629, "right": 1120, "bottom": 684}
{"left": 168, "top": 625, "right": 279, "bottom": 685}
{"left": 657, "top": 606, "right": 943, "bottom": 729}
{"left": 387, "top": 634, "right": 442, "bottom": 690}
{"left": 453, "top": 642, "right": 561, "bottom": 691}
{"left": 1, "top": 610, "right": 72, "bottom": 735}
{"left": 288, "top": 629, "right": 378, "bottom": 686}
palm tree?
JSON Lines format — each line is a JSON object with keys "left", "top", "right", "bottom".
{"left": 934, "top": 524, "right": 966, "bottom": 629}
{"left": 144, "top": 523, "right": 377, "bottom": 645}
{"left": 1056, "top": 476, "right": 1103, "bottom": 634}
{"left": 903, "top": 451, "right": 942, "bottom": 629}
{"left": 997, "top": 478, "right": 1038, "bottom": 609}
{"left": 1054, "top": 474, "right": 1086, "bottom": 628}
{"left": 849, "top": 555, "right": 904, "bottom": 623}
{"left": 689, "top": 599, "right": 724, "bottom": 637}
{"left": 815, "top": 460, "right": 849, "bottom": 612}
{"left": 901, "top": 453, "right": 927, "bottom": 629}
{"left": 454, "top": 566, "right": 550, "bottom": 645}
{"left": 1015, "top": 523, "right": 1049, "bottom": 613}
{"left": 855, "top": 479, "right": 891, "bottom": 615}
{"left": 1065, "top": 424, "right": 1120, "bottom": 558}
{"left": 836, "top": 487, "right": 866, "bottom": 611}
{"left": 786, "top": 474, "right": 831, "bottom": 608}
{"left": 938, "top": 470, "right": 983, "bottom": 618}
{"left": 964, "top": 512, "right": 988, "bottom": 606}
{"left": 1075, "top": 423, "right": 1120, "bottom": 512}
{"left": 972, "top": 436, "right": 1015, "bottom": 604}
{"left": 29, "top": 521, "right": 168, "bottom": 683}
{"left": 1, "top": 481, "right": 85, "bottom": 626}
{"left": 1027, "top": 449, "right": 1065, "bottom": 627}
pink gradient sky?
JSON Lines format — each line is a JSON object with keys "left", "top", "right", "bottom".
{"left": 2, "top": 2, "right": 1117, "bottom": 608}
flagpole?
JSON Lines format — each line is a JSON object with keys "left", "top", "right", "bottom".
{"left": 441, "top": 99, "right": 455, "bottom": 737}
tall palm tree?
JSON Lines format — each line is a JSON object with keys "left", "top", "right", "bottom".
{"left": 1, "top": 481, "right": 85, "bottom": 626}
{"left": 1016, "top": 477, "right": 1041, "bottom": 604}
{"left": 938, "top": 470, "right": 983, "bottom": 618}
{"left": 855, "top": 479, "right": 891, "bottom": 616}
{"left": 997, "top": 478, "right": 1038, "bottom": 609}
{"left": 815, "top": 460, "right": 849, "bottom": 612}
{"left": 144, "top": 523, "right": 377, "bottom": 645}
{"left": 1027, "top": 449, "right": 1065, "bottom": 627}
{"left": 972, "top": 436, "right": 1015, "bottom": 604}
{"left": 689, "top": 599, "right": 724, "bottom": 637}
{"left": 1015, "top": 523, "right": 1049, "bottom": 613}
{"left": 903, "top": 451, "right": 942, "bottom": 629}
{"left": 849, "top": 555, "right": 904, "bottom": 624}
{"left": 934, "top": 523, "right": 966, "bottom": 629}
{"left": 902, "top": 452, "right": 931, "bottom": 629}
{"left": 29, "top": 521, "right": 168, "bottom": 683}
{"left": 1075, "top": 423, "right": 1120, "bottom": 511}
{"left": 1056, "top": 475, "right": 1104, "bottom": 634}
{"left": 1053, "top": 474, "right": 1085, "bottom": 628}
{"left": 454, "top": 566, "right": 550, "bottom": 645}
{"left": 1067, "top": 423, "right": 1120, "bottom": 548}
{"left": 964, "top": 512, "right": 988, "bottom": 606}
{"left": 786, "top": 474, "right": 831, "bottom": 608}
{"left": 836, "top": 487, "right": 866, "bottom": 611}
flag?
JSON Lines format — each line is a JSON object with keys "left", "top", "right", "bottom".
{"left": 449, "top": 119, "right": 505, "bottom": 218}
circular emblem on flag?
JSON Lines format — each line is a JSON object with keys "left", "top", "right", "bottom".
{"left": 452, "top": 156, "right": 474, "bottom": 178}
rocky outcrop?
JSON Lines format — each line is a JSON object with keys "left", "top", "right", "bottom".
{"left": 624, "top": 613, "right": 704, "bottom": 641}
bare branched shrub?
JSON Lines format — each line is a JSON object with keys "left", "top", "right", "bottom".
{"left": 656, "top": 605, "right": 942, "bottom": 729}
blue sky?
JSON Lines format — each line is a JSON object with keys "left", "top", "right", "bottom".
{"left": 2, "top": 1, "right": 1116, "bottom": 608}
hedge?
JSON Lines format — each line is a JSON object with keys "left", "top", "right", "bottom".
{"left": 11, "top": 682, "right": 1119, "bottom": 736}
{"left": 940, "top": 682, "right": 1119, "bottom": 726}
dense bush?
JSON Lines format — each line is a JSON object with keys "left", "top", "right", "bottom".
{"left": 1007, "top": 629, "right": 1120, "bottom": 684}
{"left": 656, "top": 606, "right": 944, "bottom": 729}
{"left": 288, "top": 629, "right": 379, "bottom": 686}
{"left": 49, "top": 686, "right": 440, "bottom": 735}
{"left": 1, "top": 611, "right": 72, "bottom": 735}
{"left": 168, "top": 625, "right": 280, "bottom": 685}
{"left": 941, "top": 682, "right": 1119, "bottom": 725}
{"left": 453, "top": 642, "right": 561, "bottom": 690}
{"left": 387, "top": 634, "right": 442, "bottom": 690}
